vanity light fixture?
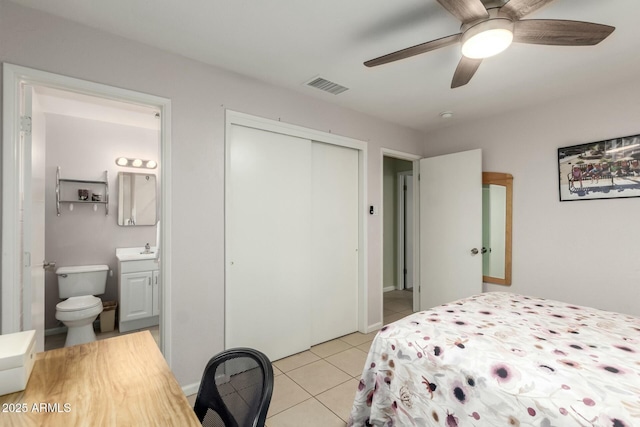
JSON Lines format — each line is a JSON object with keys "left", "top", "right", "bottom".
{"left": 115, "top": 157, "right": 158, "bottom": 169}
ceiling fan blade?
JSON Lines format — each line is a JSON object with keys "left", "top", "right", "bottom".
{"left": 500, "top": 0, "right": 554, "bottom": 20}
{"left": 436, "top": 0, "right": 488, "bottom": 23}
{"left": 513, "top": 20, "right": 615, "bottom": 46}
{"left": 451, "top": 57, "right": 483, "bottom": 88}
{"left": 364, "top": 33, "right": 461, "bottom": 67}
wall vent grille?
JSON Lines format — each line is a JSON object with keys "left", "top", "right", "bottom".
{"left": 305, "top": 77, "right": 349, "bottom": 95}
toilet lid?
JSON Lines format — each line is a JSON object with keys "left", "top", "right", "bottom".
{"left": 57, "top": 295, "right": 102, "bottom": 312}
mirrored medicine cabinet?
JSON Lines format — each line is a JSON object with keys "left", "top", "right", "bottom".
{"left": 118, "top": 172, "right": 157, "bottom": 226}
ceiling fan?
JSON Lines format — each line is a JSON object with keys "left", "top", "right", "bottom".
{"left": 364, "top": 0, "right": 615, "bottom": 88}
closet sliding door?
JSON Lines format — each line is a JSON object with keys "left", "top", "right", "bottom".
{"left": 226, "top": 124, "right": 312, "bottom": 362}
{"left": 311, "top": 142, "right": 359, "bottom": 344}
{"left": 226, "top": 122, "right": 360, "bottom": 362}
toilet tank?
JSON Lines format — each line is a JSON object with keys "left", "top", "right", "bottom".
{"left": 56, "top": 265, "right": 109, "bottom": 298}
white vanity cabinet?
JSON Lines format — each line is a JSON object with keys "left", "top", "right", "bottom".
{"left": 116, "top": 249, "right": 159, "bottom": 333}
{"left": 120, "top": 271, "right": 153, "bottom": 322}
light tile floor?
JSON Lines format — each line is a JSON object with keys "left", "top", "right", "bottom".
{"left": 186, "top": 289, "right": 414, "bottom": 427}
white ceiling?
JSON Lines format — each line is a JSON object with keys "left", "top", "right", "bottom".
{"left": 12, "top": 0, "right": 640, "bottom": 132}
{"left": 33, "top": 86, "right": 160, "bottom": 130}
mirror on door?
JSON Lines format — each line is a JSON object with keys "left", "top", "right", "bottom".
{"left": 482, "top": 172, "right": 513, "bottom": 285}
{"left": 118, "top": 172, "right": 157, "bottom": 226}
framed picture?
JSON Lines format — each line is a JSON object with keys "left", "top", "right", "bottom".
{"left": 558, "top": 134, "right": 640, "bottom": 201}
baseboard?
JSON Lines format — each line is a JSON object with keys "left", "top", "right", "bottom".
{"left": 383, "top": 286, "right": 395, "bottom": 293}
{"left": 366, "top": 322, "right": 383, "bottom": 334}
{"left": 45, "top": 319, "right": 102, "bottom": 336}
{"left": 45, "top": 326, "right": 67, "bottom": 336}
{"left": 182, "top": 381, "right": 200, "bottom": 397}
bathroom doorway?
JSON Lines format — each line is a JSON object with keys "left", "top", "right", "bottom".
{"left": 36, "top": 86, "right": 161, "bottom": 351}
{"left": 2, "top": 64, "right": 172, "bottom": 360}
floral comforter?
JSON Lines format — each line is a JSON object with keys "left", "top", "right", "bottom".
{"left": 348, "top": 292, "right": 640, "bottom": 426}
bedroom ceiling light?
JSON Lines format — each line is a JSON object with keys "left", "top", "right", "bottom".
{"left": 461, "top": 19, "right": 514, "bottom": 59}
{"left": 115, "top": 157, "right": 158, "bottom": 169}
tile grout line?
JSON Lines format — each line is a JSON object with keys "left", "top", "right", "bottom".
{"left": 266, "top": 291, "right": 412, "bottom": 425}
{"left": 274, "top": 336, "right": 358, "bottom": 373}
{"left": 268, "top": 338, "right": 369, "bottom": 422}
{"left": 314, "top": 377, "right": 360, "bottom": 423}
{"left": 268, "top": 339, "right": 359, "bottom": 418}
{"left": 314, "top": 396, "right": 351, "bottom": 424}
{"left": 269, "top": 367, "right": 360, "bottom": 422}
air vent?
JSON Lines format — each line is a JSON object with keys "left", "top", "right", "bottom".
{"left": 305, "top": 77, "right": 349, "bottom": 95}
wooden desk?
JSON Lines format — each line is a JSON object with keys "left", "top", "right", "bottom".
{"left": 0, "top": 331, "right": 201, "bottom": 426}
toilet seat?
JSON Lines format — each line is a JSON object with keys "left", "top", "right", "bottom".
{"left": 57, "top": 295, "right": 102, "bottom": 311}
{"left": 56, "top": 296, "right": 103, "bottom": 322}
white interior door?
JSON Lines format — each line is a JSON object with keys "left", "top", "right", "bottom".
{"left": 226, "top": 125, "right": 312, "bottom": 362}
{"left": 404, "top": 175, "right": 414, "bottom": 290}
{"left": 22, "top": 85, "right": 46, "bottom": 352}
{"left": 419, "top": 149, "right": 482, "bottom": 309}
{"left": 311, "top": 142, "right": 358, "bottom": 345}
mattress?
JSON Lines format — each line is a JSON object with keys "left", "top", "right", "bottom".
{"left": 348, "top": 292, "right": 640, "bottom": 426}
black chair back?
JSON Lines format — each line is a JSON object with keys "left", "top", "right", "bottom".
{"left": 194, "top": 348, "right": 274, "bottom": 427}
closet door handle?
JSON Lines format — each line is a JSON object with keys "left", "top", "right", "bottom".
{"left": 470, "top": 248, "right": 479, "bottom": 255}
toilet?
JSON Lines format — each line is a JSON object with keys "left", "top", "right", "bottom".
{"left": 55, "top": 265, "right": 109, "bottom": 347}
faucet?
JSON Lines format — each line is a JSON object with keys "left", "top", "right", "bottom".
{"left": 143, "top": 243, "right": 151, "bottom": 254}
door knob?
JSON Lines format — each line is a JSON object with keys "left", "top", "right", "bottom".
{"left": 470, "top": 248, "right": 479, "bottom": 255}
{"left": 481, "top": 247, "right": 488, "bottom": 254}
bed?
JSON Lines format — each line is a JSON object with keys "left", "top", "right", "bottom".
{"left": 348, "top": 292, "right": 640, "bottom": 426}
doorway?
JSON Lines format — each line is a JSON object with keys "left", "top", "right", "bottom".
{"left": 381, "top": 151, "right": 420, "bottom": 325}
{"left": 2, "top": 64, "right": 172, "bottom": 362}
{"left": 379, "top": 149, "right": 484, "bottom": 327}
{"left": 37, "top": 86, "right": 160, "bottom": 350}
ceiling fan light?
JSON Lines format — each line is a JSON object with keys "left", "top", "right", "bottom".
{"left": 461, "top": 19, "right": 514, "bottom": 59}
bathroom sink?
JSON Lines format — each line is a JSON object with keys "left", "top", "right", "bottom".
{"left": 116, "top": 247, "right": 158, "bottom": 261}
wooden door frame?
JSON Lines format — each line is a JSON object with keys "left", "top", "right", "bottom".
{"left": 2, "top": 63, "right": 173, "bottom": 365}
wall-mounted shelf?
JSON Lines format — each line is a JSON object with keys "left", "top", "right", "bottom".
{"left": 56, "top": 166, "right": 109, "bottom": 216}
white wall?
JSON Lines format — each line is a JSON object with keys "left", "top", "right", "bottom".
{"left": 0, "top": 0, "right": 423, "bottom": 386}
{"left": 422, "top": 78, "right": 640, "bottom": 317}
{"left": 44, "top": 113, "right": 158, "bottom": 329}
